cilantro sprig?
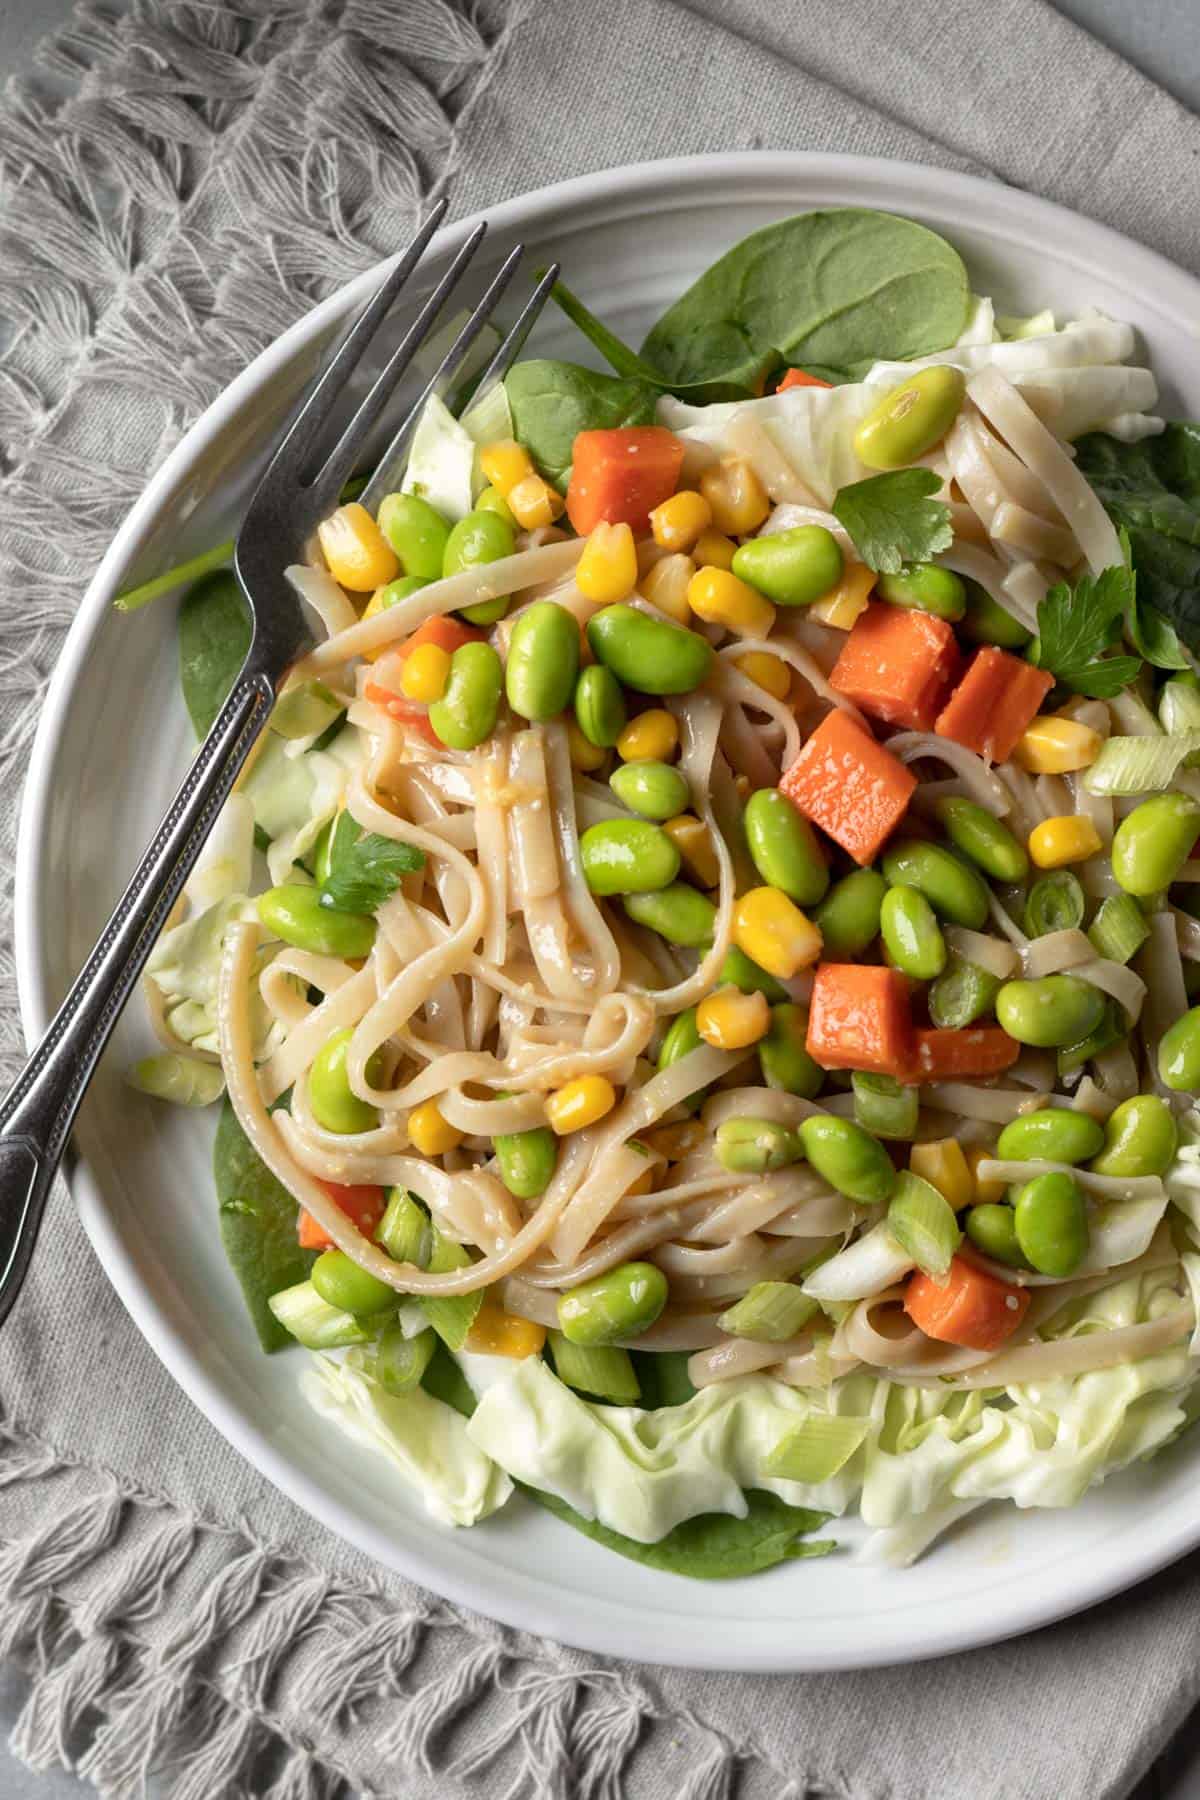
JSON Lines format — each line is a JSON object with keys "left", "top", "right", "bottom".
{"left": 831, "top": 469, "right": 953, "bottom": 574}
{"left": 318, "top": 812, "right": 424, "bottom": 914}
{"left": 1029, "top": 561, "right": 1143, "bottom": 700}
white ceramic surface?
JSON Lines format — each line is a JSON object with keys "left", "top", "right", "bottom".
{"left": 16, "top": 154, "right": 1200, "bottom": 1673}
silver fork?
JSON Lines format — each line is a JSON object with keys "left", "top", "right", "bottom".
{"left": 0, "top": 202, "right": 558, "bottom": 1326}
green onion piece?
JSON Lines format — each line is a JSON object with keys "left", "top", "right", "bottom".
{"left": 928, "top": 957, "right": 1001, "bottom": 1029}
{"left": 372, "top": 1321, "right": 436, "bottom": 1395}
{"left": 127, "top": 1053, "right": 225, "bottom": 1107}
{"left": 852, "top": 1072, "right": 919, "bottom": 1141}
{"left": 1056, "top": 998, "right": 1126, "bottom": 1075}
{"left": 1160, "top": 672, "right": 1200, "bottom": 734}
{"left": 270, "top": 680, "right": 343, "bottom": 742}
{"left": 1025, "top": 870, "right": 1085, "bottom": 938}
{"left": 1083, "top": 732, "right": 1200, "bottom": 797}
{"left": 886, "top": 1170, "right": 961, "bottom": 1276}
{"left": 718, "top": 1282, "right": 818, "bottom": 1343}
{"left": 422, "top": 1231, "right": 485, "bottom": 1351}
{"left": 268, "top": 1281, "right": 373, "bottom": 1349}
{"left": 1088, "top": 893, "right": 1151, "bottom": 965}
{"left": 764, "top": 1414, "right": 872, "bottom": 1483}
{"left": 548, "top": 1331, "right": 641, "bottom": 1402}
{"left": 376, "top": 1188, "right": 432, "bottom": 1266}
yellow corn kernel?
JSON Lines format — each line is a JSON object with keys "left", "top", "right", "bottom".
{"left": 576, "top": 520, "right": 638, "bottom": 604}
{"left": 546, "top": 1075, "right": 616, "bottom": 1135}
{"left": 967, "top": 1144, "right": 1006, "bottom": 1205}
{"left": 696, "top": 985, "right": 770, "bottom": 1050}
{"left": 909, "top": 1139, "right": 973, "bottom": 1213}
{"left": 617, "top": 708, "right": 678, "bottom": 763}
{"left": 640, "top": 552, "right": 695, "bottom": 625}
{"left": 317, "top": 502, "right": 400, "bottom": 592}
{"left": 809, "top": 562, "right": 876, "bottom": 630}
{"left": 399, "top": 642, "right": 451, "bottom": 703}
{"left": 735, "top": 650, "right": 791, "bottom": 702}
{"left": 664, "top": 814, "right": 720, "bottom": 889}
{"left": 687, "top": 566, "right": 776, "bottom": 637}
{"left": 700, "top": 455, "right": 770, "bottom": 536}
{"left": 733, "top": 886, "right": 823, "bottom": 980}
{"left": 1012, "top": 715, "right": 1103, "bottom": 774}
{"left": 1028, "top": 814, "right": 1104, "bottom": 869}
{"left": 359, "top": 584, "right": 399, "bottom": 662}
{"left": 479, "top": 437, "right": 534, "bottom": 494}
{"left": 650, "top": 489, "right": 712, "bottom": 553}
{"left": 693, "top": 528, "right": 737, "bottom": 571}
{"left": 464, "top": 1295, "right": 546, "bottom": 1358}
{"left": 507, "top": 473, "right": 564, "bottom": 530}
{"left": 734, "top": 773, "right": 751, "bottom": 801}
{"left": 566, "top": 718, "right": 609, "bottom": 773}
{"left": 642, "top": 1118, "right": 706, "bottom": 1163}
{"left": 407, "top": 1098, "right": 464, "bottom": 1157}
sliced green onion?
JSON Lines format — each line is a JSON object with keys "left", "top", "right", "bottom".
{"left": 1025, "top": 871, "right": 1085, "bottom": 938}
{"left": 376, "top": 1188, "right": 432, "bottom": 1266}
{"left": 270, "top": 679, "right": 343, "bottom": 741}
{"left": 1088, "top": 893, "right": 1151, "bottom": 965}
{"left": 268, "top": 1281, "right": 372, "bottom": 1350}
{"left": 1083, "top": 732, "right": 1200, "bottom": 797}
{"left": 1056, "top": 998, "right": 1126, "bottom": 1075}
{"left": 127, "top": 1053, "right": 225, "bottom": 1107}
{"left": 764, "top": 1413, "right": 872, "bottom": 1482}
{"left": 1160, "top": 672, "right": 1200, "bottom": 734}
{"left": 886, "top": 1170, "right": 961, "bottom": 1277}
{"left": 852, "top": 1072, "right": 919, "bottom": 1141}
{"left": 718, "top": 1282, "right": 818, "bottom": 1343}
{"left": 421, "top": 1231, "right": 485, "bottom": 1351}
{"left": 549, "top": 1331, "right": 640, "bottom": 1402}
{"left": 995, "top": 308, "right": 1055, "bottom": 341}
{"left": 928, "top": 957, "right": 1001, "bottom": 1029}
{"left": 372, "top": 1321, "right": 436, "bottom": 1395}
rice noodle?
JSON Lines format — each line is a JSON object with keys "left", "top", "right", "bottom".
{"left": 1020, "top": 928, "right": 1095, "bottom": 979}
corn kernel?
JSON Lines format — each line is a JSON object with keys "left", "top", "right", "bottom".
{"left": 734, "top": 773, "right": 751, "bottom": 801}
{"left": 700, "top": 455, "right": 770, "bottom": 536}
{"left": 967, "top": 1144, "right": 1006, "bottom": 1205}
{"left": 546, "top": 1075, "right": 616, "bottom": 1135}
{"left": 399, "top": 642, "right": 451, "bottom": 703}
{"left": 567, "top": 718, "right": 609, "bottom": 773}
{"left": 650, "top": 489, "right": 712, "bottom": 553}
{"left": 617, "top": 709, "right": 678, "bottom": 763}
{"left": 479, "top": 437, "right": 534, "bottom": 494}
{"left": 642, "top": 1118, "right": 706, "bottom": 1163}
{"left": 693, "top": 529, "right": 738, "bottom": 571}
{"left": 809, "top": 562, "right": 875, "bottom": 630}
{"left": 507, "top": 473, "right": 564, "bottom": 531}
{"left": 664, "top": 814, "right": 720, "bottom": 889}
{"left": 909, "top": 1139, "right": 973, "bottom": 1213}
{"left": 735, "top": 651, "right": 791, "bottom": 702}
{"left": 687, "top": 566, "right": 776, "bottom": 637}
{"left": 464, "top": 1295, "right": 546, "bottom": 1358}
{"left": 407, "top": 1098, "right": 464, "bottom": 1156}
{"left": 733, "top": 887, "right": 823, "bottom": 980}
{"left": 317, "top": 503, "right": 400, "bottom": 592}
{"left": 1028, "top": 814, "right": 1104, "bottom": 869}
{"left": 1012, "top": 715, "right": 1103, "bottom": 774}
{"left": 576, "top": 520, "right": 638, "bottom": 604}
{"left": 696, "top": 985, "right": 770, "bottom": 1050}
{"left": 640, "top": 552, "right": 695, "bottom": 625}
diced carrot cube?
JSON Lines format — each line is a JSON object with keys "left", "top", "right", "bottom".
{"left": 905, "top": 1255, "right": 1030, "bottom": 1351}
{"left": 396, "top": 616, "right": 482, "bottom": 659}
{"left": 297, "top": 1182, "right": 386, "bottom": 1251}
{"left": 780, "top": 708, "right": 917, "bottom": 866}
{"left": 901, "top": 1027, "right": 1020, "bottom": 1085}
{"left": 830, "top": 603, "right": 961, "bottom": 732}
{"left": 777, "top": 368, "right": 833, "bottom": 391}
{"left": 934, "top": 648, "right": 1053, "bottom": 763}
{"left": 806, "top": 963, "right": 914, "bottom": 1076}
{"left": 566, "top": 427, "right": 685, "bottom": 536}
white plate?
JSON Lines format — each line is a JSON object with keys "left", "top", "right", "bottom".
{"left": 16, "top": 153, "right": 1200, "bottom": 1673}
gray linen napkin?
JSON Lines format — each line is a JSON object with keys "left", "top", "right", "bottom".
{"left": 2, "top": 3, "right": 1200, "bottom": 1797}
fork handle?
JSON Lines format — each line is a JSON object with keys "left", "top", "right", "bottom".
{"left": 0, "top": 666, "right": 276, "bottom": 1325}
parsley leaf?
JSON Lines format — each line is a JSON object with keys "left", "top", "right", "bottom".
{"left": 831, "top": 469, "right": 953, "bottom": 574}
{"left": 319, "top": 814, "right": 424, "bottom": 914}
{"left": 1030, "top": 562, "right": 1144, "bottom": 699}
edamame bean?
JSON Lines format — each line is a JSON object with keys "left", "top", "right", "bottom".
{"left": 759, "top": 1003, "right": 823, "bottom": 1097}
{"left": 721, "top": 946, "right": 788, "bottom": 1003}
{"left": 624, "top": 882, "right": 716, "bottom": 946}
{"left": 965, "top": 1203, "right": 1025, "bottom": 1267}
{"left": 743, "top": 788, "right": 830, "bottom": 906}
{"left": 933, "top": 797, "right": 1029, "bottom": 882}
{"left": 813, "top": 868, "right": 887, "bottom": 956}
{"left": 587, "top": 603, "right": 713, "bottom": 695}
{"left": 309, "top": 1028, "right": 385, "bottom": 1135}
{"left": 376, "top": 492, "right": 450, "bottom": 579}
{"left": 1111, "top": 794, "right": 1200, "bottom": 897}
{"left": 657, "top": 1006, "right": 709, "bottom": 1112}
{"left": 730, "top": 525, "right": 843, "bottom": 607}
{"left": 853, "top": 366, "right": 966, "bottom": 471}
{"left": 311, "top": 1249, "right": 395, "bottom": 1316}
{"left": 505, "top": 601, "right": 580, "bottom": 722}
{"left": 574, "top": 664, "right": 626, "bottom": 748}
{"left": 876, "top": 563, "right": 965, "bottom": 621}
{"left": 476, "top": 484, "right": 516, "bottom": 527}
{"left": 880, "top": 885, "right": 946, "bottom": 980}
{"left": 882, "top": 839, "right": 989, "bottom": 929}
{"left": 493, "top": 1113, "right": 559, "bottom": 1200}
{"left": 371, "top": 574, "right": 429, "bottom": 614}
{"left": 579, "top": 819, "right": 681, "bottom": 896}
{"left": 1013, "top": 1171, "right": 1089, "bottom": 1277}
{"left": 443, "top": 509, "right": 516, "bottom": 625}
{"left": 797, "top": 1115, "right": 897, "bottom": 1204}
{"left": 557, "top": 1261, "right": 669, "bottom": 1346}
{"left": 714, "top": 1117, "right": 803, "bottom": 1174}
{"left": 996, "top": 1107, "right": 1105, "bottom": 1165}
{"left": 1158, "top": 1004, "right": 1200, "bottom": 1092}
{"left": 1090, "top": 1095, "right": 1178, "bottom": 1178}
{"left": 960, "top": 580, "right": 1032, "bottom": 650}
{"left": 258, "top": 885, "right": 376, "bottom": 958}
{"left": 995, "top": 975, "right": 1106, "bottom": 1048}
{"left": 428, "top": 640, "right": 503, "bottom": 750}
{"left": 610, "top": 760, "right": 691, "bottom": 821}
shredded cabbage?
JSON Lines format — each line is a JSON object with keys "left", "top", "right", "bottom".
{"left": 241, "top": 729, "right": 364, "bottom": 885}
{"left": 146, "top": 894, "right": 279, "bottom": 1057}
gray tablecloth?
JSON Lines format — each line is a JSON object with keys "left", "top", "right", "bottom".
{"left": 3, "top": 2, "right": 1200, "bottom": 1797}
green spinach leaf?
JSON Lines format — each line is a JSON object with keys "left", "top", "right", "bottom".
{"left": 631, "top": 1349, "right": 697, "bottom": 1408}
{"left": 832, "top": 469, "right": 953, "bottom": 573}
{"left": 214, "top": 1097, "right": 314, "bottom": 1352}
{"left": 179, "top": 570, "right": 251, "bottom": 738}
{"left": 505, "top": 360, "right": 660, "bottom": 488}
{"left": 1075, "top": 426, "right": 1200, "bottom": 654}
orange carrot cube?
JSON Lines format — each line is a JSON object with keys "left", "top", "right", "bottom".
{"left": 934, "top": 648, "right": 1053, "bottom": 763}
{"left": 901, "top": 1027, "right": 1020, "bottom": 1085}
{"left": 905, "top": 1256, "right": 1030, "bottom": 1350}
{"left": 806, "top": 963, "right": 914, "bottom": 1076}
{"left": 779, "top": 708, "right": 916, "bottom": 866}
{"left": 297, "top": 1182, "right": 386, "bottom": 1251}
{"left": 830, "top": 603, "right": 961, "bottom": 732}
{"left": 566, "top": 427, "right": 686, "bottom": 536}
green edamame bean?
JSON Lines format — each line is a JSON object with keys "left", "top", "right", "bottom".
{"left": 311, "top": 1249, "right": 395, "bottom": 1316}
{"left": 371, "top": 574, "right": 429, "bottom": 614}
{"left": 493, "top": 1112, "right": 559, "bottom": 1200}
{"left": 1090, "top": 1095, "right": 1178, "bottom": 1178}
{"left": 813, "top": 868, "right": 887, "bottom": 956}
{"left": 721, "top": 946, "right": 788, "bottom": 1003}
{"left": 1013, "top": 1171, "right": 1089, "bottom": 1277}
{"left": 714, "top": 1117, "right": 803, "bottom": 1175}
{"left": 882, "top": 838, "right": 989, "bottom": 929}
{"left": 557, "top": 1261, "right": 669, "bottom": 1347}
{"left": 579, "top": 819, "right": 680, "bottom": 896}
{"left": 257, "top": 885, "right": 376, "bottom": 958}
{"left": 376, "top": 492, "right": 450, "bottom": 580}
{"left": 610, "top": 760, "right": 691, "bottom": 822}
{"left": 730, "top": 525, "right": 843, "bottom": 607}
{"left": 959, "top": 580, "right": 1032, "bottom": 650}
{"left": 1158, "top": 1004, "right": 1200, "bottom": 1092}
{"left": 309, "top": 1027, "right": 385, "bottom": 1135}
{"left": 428, "top": 640, "right": 503, "bottom": 750}
{"left": 933, "top": 797, "right": 1029, "bottom": 883}
{"left": 743, "top": 788, "right": 830, "bottom": 906}
{"left": 797, "top": 1115, "right": 897, "bottom": 1204}
{"left": 657, "top": 1007, "right": 710, "bottom": 1113}
{"left": 1111, "top": 794, "right": 1200, "bottom": 897}
{"left": 995, "top": 975, "right": 1106, "bottom": 1049}
{"left": 996, "top": 1107, "right": 1105, "bottom": 1166}
{"left": 853, "top": 365, "right": 966, "bottom": 471}
{"left": 880, "top": 885, "right": 946, "bottom": 981}
{"left": 574, "top": 664, "right": 626, "bottom": 748}
{"left": 624, "top": 882, "right": 716, "bottom": 946}
{"left": 505, "top": 601, "right": 580, "bottom": 722}
{"left": 759, "top": 1003, "right": 823, "bottom": 1097}
{"left": 876, "top": 563, "right": 965, "bottom": 621}
{"left": 476, "top": 484, "right": 516, "bottom": 528}
{"left": 587, "top": 603, "right": 713, "bottom": 696}
{"left": 965, "top": 1203, "right": 1025, "bottom": 1267}
{"left": 443, "top": 509, "right": 516, "bottom": 625}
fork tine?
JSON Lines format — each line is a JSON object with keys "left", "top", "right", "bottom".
{"left": 470, "top": 260, "right": 560, "bottom": 400}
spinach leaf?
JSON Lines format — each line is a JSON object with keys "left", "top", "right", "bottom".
{"left": 214, "top": 1097, "right": 314, "bottom": 1352}
{"left": 505, "top": 360, "right": 660, "bottom": 488}
{"left": 631, "top": 1349, "right": 697, "bottom": 1408}
{"left": 832, "top": 469, "right": 953, "bottom": 573}
{"left": 1075, "top": 426, "right": 1200, "bottom": 653}
{"left": 179, "top": 569, "right": 251, "bottom": 738}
